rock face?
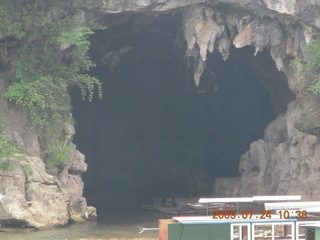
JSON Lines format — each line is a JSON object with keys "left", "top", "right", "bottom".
{"left": 0, "top": 143, "right": 96, "bottom": 228}
{"left": 0, "top": 81, "right": 40, "bottom": 158}
{"left": 0, "top": 73, "right": 97, "bottom": 227}
{"left": 1, "top": 0, "right": 320, "bottom": 228}
{"left": 178, "top": 1, "right": 320, "bottom": 199}
{"left": 98, "top": 0, "right": 320, "bottom": 86}
{"left": 213, "top": 102, "right": 320, "bottom": 199}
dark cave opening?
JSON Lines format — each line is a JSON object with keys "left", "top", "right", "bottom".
{"left": 70, "top": 12, "right": 294, "bottom": 217}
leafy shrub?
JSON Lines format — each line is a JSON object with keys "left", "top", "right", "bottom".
{"left": 5, "top": 18, "right": 103, "bottom": 128}
{"left": 292, "top": 39, "right": 320, "bottom": 96}
{"left": 295, "top": 109, "right": 317, "bottom": 134}
{"left": 22, "top": 162, "right": 33, "bottom": 176}
{"left": 45, "top": 145, "right": 71, "bottom": 175}
{"left": 291, "top": 39, "right": 320, "bottom": 137}
{"left": 0, "top": 125, "right": 22, "bottom": 171}
{"left": 0, "top": 1, "right": 25, "bottom": 39}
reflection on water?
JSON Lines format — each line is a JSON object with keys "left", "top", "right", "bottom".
{"left": 0, "top": 211, "right": 159, "bottom": 240}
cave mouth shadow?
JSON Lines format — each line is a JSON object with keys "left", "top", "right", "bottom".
{"left": 70, "top": 12, "right": 294, "bottom": 218}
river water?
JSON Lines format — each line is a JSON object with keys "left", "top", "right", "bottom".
{"left": 0, "top": 211, "right": 160, "bottom": 240}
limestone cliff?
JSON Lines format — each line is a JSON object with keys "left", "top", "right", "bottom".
{"left": 0, "top": 144, "right": 96, "bottom": 228}
{"left": 181, "top": 1, "right": 320, "bottom": 199}
{"left": 0, "top": 0, "right": 99, "bottom": 228}
{"left": 213, "top": 102, "right": 320, "bottom": 199}
{"left": 0, "top": 74, "right": 96, "bottom": 227}
{"left": 1, "top": 0, "right": 320, "bottom": 228}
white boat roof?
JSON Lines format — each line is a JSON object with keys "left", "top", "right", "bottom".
{"left": 199, "top": 195, "right": 302, "bottom": 204}
{"left": 299, "top": 223, "right": 320, "bottom": 228}
{"left": 199, "top": 197, "right": 253, "bottom": 203}
{"left": 252, "top": 196, "right": 302, "bottom": 201}
{"left": 172, "top": 215, "right": 297, "bottom": 224}
{"left": 265, "top": 201, "right": 320, "bottom": 211}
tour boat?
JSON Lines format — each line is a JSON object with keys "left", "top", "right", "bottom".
{"left": 158, "top": 196, "right": 320, "bottom": 240}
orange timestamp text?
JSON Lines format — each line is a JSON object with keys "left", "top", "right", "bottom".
{"left": 212, "top": 210, "right": 308, "bottom": 220}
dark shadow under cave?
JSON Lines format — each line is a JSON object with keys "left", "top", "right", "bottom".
{"left": 70, "top": 12, "right": 294, "bottom": 218}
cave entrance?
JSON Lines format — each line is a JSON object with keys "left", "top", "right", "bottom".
{"left": 70, "top": 12, "right": 294, "bottom": 217}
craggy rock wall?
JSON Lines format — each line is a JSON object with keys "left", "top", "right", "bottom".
{"left": 176, "top": 1, "right": 320, "bottom": 199}
{"left": 0, "top": 79, "right": 97, "bottom": 227}
{"left": 0, "top": 82, "right": 96, "bottom": 227}
{"left": 1, "top": 0, "right": 320, "bottom": 228}
{"left": 0, "top": 78, "right": 95, "bottom": 228}
{"left": 213, "top": 102, "right": 320, "bottom": 199}
{"left": 0, "top": 95, "right": 96, "bottom": 228}
{"left": 0, "top": 1, "right": 99, "bottom": 228}
{"left": 0, "top": 144, "right": 96, "bottom": 228}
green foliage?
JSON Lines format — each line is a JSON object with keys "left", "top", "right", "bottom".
{"left": 295, "top": 107, "right": 320, "bottom": 138}
{"left": 45, "top": 145, "right": 71, "bottom": 175}
{"left": 5, "top": 17, "right": 103, "bottom": 128}
{"left": 306, "top": 80, "right": 320, "bottom": 95}
{"left": 303, "top": 39, "right": 320, "bottom": 74}
{"left": 40, "top": 116, "right": 73, "bottom": 174}
{"left": 71, "top": 0, "right": 102, "bottom": 10}
{"left": 2, "top": 0, "right": 105, "bottom": 174}
{"left": 291, "top": 40, "right": 320, "bottom": 136}
{"left": 22, "top": 162, "right": 33, "bottom": 176}
{"left": 292, "top": 39, "right": 320, "bottom": 96}
{"left": 295, "top": 110, "right": 316, "bottom": 134}
{"left": 0, "top": 1, "right": 25, "bottom": 39}
{"left": 0, "top": 125, "right": 22, "bottom": 172}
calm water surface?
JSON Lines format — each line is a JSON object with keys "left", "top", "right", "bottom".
{"left": 0, "top": 211, "right": 160, "bottom": 240}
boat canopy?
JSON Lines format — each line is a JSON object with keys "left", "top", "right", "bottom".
{"left": 199, "top": 195, "right": 302, "bottom": 203}
{"left": 265, "top": 201, "right": 320, "bottom": 211}
{"left": 172, "top": 215, "right": 297, "bottom": 225}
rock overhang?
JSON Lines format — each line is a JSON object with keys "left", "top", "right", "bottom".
{"left": 94, "top": 0, "right": 319, "bottom": 92}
